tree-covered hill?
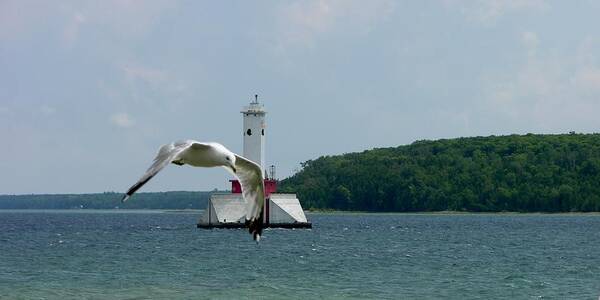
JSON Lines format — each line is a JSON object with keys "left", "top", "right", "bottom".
{"left": 279, "top": 133, "right": 600, "bottom": 212}
{"left": 0, "top": 191, "right": 211, "bottom": 209}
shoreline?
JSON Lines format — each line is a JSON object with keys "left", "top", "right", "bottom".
{"left": 1, "top": 208, "right": 600, "bottom": 216}
{"left": 305, "top": 209, "right": 600, "bottom": 216}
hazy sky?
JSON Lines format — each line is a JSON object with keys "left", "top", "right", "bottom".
{"left": 2, "top": 1, "right": 600, "bottom": 194}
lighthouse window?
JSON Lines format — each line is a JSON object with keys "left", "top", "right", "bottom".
{"left": 246, "top": 129, "right": 252, "bottom": 136}
{"left": 262, "top": 129, "right": 264, "bottom": 135}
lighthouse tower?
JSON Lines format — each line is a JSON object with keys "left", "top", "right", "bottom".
{"left": 242, "top": 95, "right": 266, "bottom": 173}
{"left": 230, "top": 95, "right": 278, "bottom": 197}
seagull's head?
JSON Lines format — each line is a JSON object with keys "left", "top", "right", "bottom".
{"left": 225, "top": 154, "right": 237, "bottom": 173}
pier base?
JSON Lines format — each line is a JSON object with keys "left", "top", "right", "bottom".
{"left": 197, "top": 193, "right": 312, "bottom": 229}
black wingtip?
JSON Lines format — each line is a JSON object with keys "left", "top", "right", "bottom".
{"left": 121, "top": 175, "right": 154, "bottom": 204}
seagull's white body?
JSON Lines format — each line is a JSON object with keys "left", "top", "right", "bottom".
{"left": 122, "top": 140, "right": 265, "bottom": 241}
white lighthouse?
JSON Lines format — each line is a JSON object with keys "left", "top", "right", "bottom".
{"left": 197, "top": 95, "right": 311, "bottom": 229}
{"left": 242, "top": 95, "right": 266, "bottom": 172}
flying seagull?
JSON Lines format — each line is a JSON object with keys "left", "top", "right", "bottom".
{"left": 122, "top": 140, "right": 265, "bottom": 241}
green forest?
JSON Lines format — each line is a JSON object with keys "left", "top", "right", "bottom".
{"left": 4, "top": 133, "right": 600, "bottom": 212}
{"left": 0, "top": 191, "right": 210, "bottom": 209}
{"left": 279, "top": 133, "right": 600, "bottom": 212}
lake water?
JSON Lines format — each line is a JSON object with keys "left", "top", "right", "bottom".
{"left": 0, "top": 210, "right": 599, "bottom": 299}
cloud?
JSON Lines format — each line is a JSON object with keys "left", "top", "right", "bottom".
{"left": 110, "top": 112, "right": 135, "bottom": 128}
{"left": 71, "top": 0, "right": 177, "bottom": 41}
{"left": 122, "top": 65, "right": 167, "bottom": 85}
{"left": 40, "top": 105, "right": 56, "bottom": 116}
{"left": 573, "top": 67, "right": 600, "bottom": 92}
{"left": 483, "top": 34, "right": 600, "bottom": 130}
{"left": 278, "top": 0, "right": 395, "bottom": 48}
{"left": 521, "top": 31, "right": 539, "bottom": 58}
{"left": 118, "top": 63, "right": 187, "bottom": 105}
{"left": 445, "top": 0, "right": 547, "bottom": 24}
{"left": 0, "top": 1, "right": 53, "bottom": 41}
{"left": 63, "top": 11, "right": 86, "bottom": 46}
{"left": 0, "top": 1, "right": 175, "bottom": 43}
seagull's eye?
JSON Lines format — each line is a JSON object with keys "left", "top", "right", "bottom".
{"left": 226, "top": 157, "right": 230, "bottom": 161}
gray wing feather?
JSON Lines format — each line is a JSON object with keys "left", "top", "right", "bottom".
{"left": 122, "top": 141, "right": 194, "bottom": 202}
{"left": 232, "top": 154, "right": 265, "bottom": 221}
{"left": 230, "top": 154, "right": 265, "bottom": 241}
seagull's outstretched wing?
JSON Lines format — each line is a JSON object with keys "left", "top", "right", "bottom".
{"left": 232, "top": 154, "right": 265, "bottom": 241}
{"left": 122, "top": 141, "right": 197, "bottom": 202}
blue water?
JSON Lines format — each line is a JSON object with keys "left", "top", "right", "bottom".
{"left": 1, "top": 210, "right": 599, "bottom": 299}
